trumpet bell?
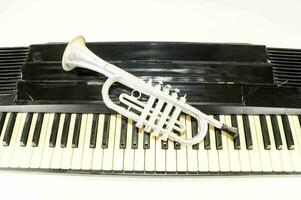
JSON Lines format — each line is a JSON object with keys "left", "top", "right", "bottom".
{"left": 62, "top": 35, "right": 86, "bottom": 71}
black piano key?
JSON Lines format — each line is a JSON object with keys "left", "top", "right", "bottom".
{"left": 191, "top": 117, "right": 200, "bottom": 150}
{"left": 119, "top": 116, "right": 127, "bottom": 149}
{"left": 102, "top": 114, "right": 111, "bottom": 149}
{"left": 60, "top": 113, "right": 71, "bottom": 148}
{"left": 2, "top": 113, "right": 17, "bottom": 146}
{"left": 281, "top": 115, "right": 295, "bottom": 150}
{"left": 259, "top": 115, "right": 271, "bottom": 150}
{"left": 161, "top": 140, "right": 168, "bottom": 149}
{"left": 231, "top": 115, "right": 241, "bottom": 150}
{"left": 242, "top": 115, "right": 253, "bottom": 150}
{"left": 131, "top": 126, "right": 139, "bottom": 149}
{"left": 49, "top": 113, "right": 60, "bottom": 147}
{"left": 214, "top": 115, "right": 222, "bottom": 150}
{"left": 204, "top": 129, "right": 210, "bottom": 150}
{"left": 89, "top": 114, "right": 99, "bottom": 148}
{"left": 143, "top": 131, "right": 150, "bottom": 149}
{"left": 298, "top": 115, "right": 301, "bottom": 127}
{"left": 32, "top": 113, "right": 44, "bottom": 147}
{"left": 72, "top": 114, "right": 82, "bottom": 148}
{"left": 20, "top": 113, "right": 33, "bottom": 146}
{"left": 0, "top": 112, "right": 7, "bottom": 136}
{"left": 174, "top": 130, "right": 181, "bottom": 150}
{"left": 271, "top": 115, "right": 283, "bottom": 150}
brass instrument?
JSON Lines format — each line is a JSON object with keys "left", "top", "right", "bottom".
{"left": 62, "top": 36, "right": 238, "bottom": 145}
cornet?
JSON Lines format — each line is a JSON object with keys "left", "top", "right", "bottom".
{"left": 62, "top": 36, "right": 238, "bottom": 145}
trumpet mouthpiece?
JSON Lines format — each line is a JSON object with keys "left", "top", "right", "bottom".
{"left": 221, "top": 124, "right": 239, "bottom": 138}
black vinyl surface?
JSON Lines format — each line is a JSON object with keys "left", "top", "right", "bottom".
{"left": 0, "top": 41, "right": 300, "bottom": 115}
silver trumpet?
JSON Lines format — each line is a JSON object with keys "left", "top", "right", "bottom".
{"left": 62, "top": 36, "right": 238, "bottom": 145}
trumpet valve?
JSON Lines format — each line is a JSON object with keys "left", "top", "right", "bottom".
{"left": 147, "top": 78, "right": 152, "bottom": 85}
{"left": 179, "top": 95, "right": 187, "bottom": 102}
{"left": 164, "top": 84, "right": 172, "bottom": 92}
{"left": 174, "top": 88, "right": 180, "bottom": 93}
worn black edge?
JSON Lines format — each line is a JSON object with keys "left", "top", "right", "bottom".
{"left": 0, "top": 104, "right": 299, "bottom": 115}
{"left": 27, "top": 41, "right": 269, "bottom": 62}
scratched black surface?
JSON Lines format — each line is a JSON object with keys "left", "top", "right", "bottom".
{"left": 20, "top": 41, "right": 274, "bottom": 103}
{"left": 27, "top": 42, "right": 268, "bottom": 62}
{"left": 16, "top": 81, "right": 301, "bottom": 109}
{"left": 22, "top": 61, "right": 273, "bottom": 84}
{"left": 0, "top": 41, "right": 300, "bottom": 114}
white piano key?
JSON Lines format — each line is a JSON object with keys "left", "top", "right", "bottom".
{"left": 30, "top": 114, "right": 50, "bottom": 168}
{"left": 40, "top": 113, "right": 55, "bottom": 169}
{"left": 176, "top": 115, "right": 187, "bottom": 173}
{"left": 123, "top": 119, "right": 134, "bottom": 172}
{"left": 185, "top": 115, "right": 199, "bottom": 172}
{"left": 288, "top": 116, "right": 301, "bottom": 172}
{"left": 144, "top": 133, "right": 156, "bottom": 172}
{"left": 81, "top": 114, "right": 94, "bottom": 170}
{"left": 134, "top": 127, "right": 145, "bottom": 172}
{"left": 218, "top": 115, "right": 230, "bottom": 172}
{"left": 91, "top": 114, "right": 104, "bottom": 170}
{"left": 10, "top": 113, "right": 28, "bottom": 168}
{"left": 50, "top": 114, "right": 65, "bottom": 169}
{"left": 112, "top": 114, "right": 124, "bottom": 171}
{"left": 236, "top": 115, "right": 251, "bottom": 172}
{"left": 254, "top": 115, "right": 272, "bottom": 172}
{"left": 265, "top": 115, "right": 282, "bottom": 172}
{"left": 276, "top": 115, "right": 294, "bottom": 172}
{"left": 60, "top": 114, "right": 76, "bottom": 169}
{"left": 224, "top": 115, "right": 240, "bottom": 172}
{"left": 0, "top": 113, "right": 23, "bottom": 168}
{"left": 0, "top": 113, "right": 11, "bottom": 163}
{"left": 166, "top": 138, "right": 176, "bottom": 173}
{"left": 292, "top": 116, "right": 301, "bottom": 155}
{"left": 102, "top": 114, "right": 116, "bottom": 171}
{"left": 248, "top": 116, "right": 262, "bottom": 172}
{"left": 197, "top": 136, "right": 209, "bottom": 172}
{"left": 155, "top": 134, "right": 166, "bottom": 172}
{"left": 207, "top": 121, "right": 219, "bottom": 172}
{"left": 20, "top": 113, "right": 37, "bottom": 168}
{"left": 71, "top": 114, "right": 87, "bottom": 170}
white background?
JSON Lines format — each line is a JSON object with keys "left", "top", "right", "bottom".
{"left": 1, "top": 0, "right": 301, "bottom": 200}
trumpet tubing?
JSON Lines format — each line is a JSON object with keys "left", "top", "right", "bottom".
{"left": 62, "top": 36, "right": 238, "bottom": 145}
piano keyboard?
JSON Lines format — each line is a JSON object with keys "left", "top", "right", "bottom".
{"left": 0, "top": 112, "right": 301, "bottom": 174}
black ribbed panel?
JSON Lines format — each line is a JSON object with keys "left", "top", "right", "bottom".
{"left": 267, "top": 47, "right": 301, "bottom": 87}
{"left": 0, "top": 47, "right": 29, "bottom": 95}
